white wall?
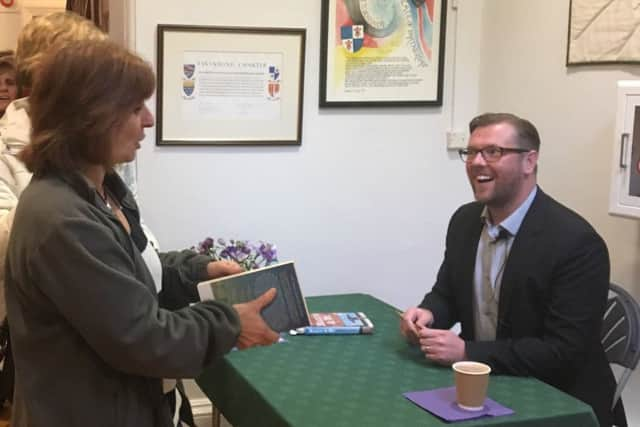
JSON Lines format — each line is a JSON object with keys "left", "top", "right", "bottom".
{"left": 134, "top": 0, "right": 485, "bottom": 310}
{"left": 478, "top": 0, "right": 640, "bottom": 299}
{"left": 0, "top": 1, "right": 22, "bottom": 51}
{"left": 0, "top": 0, "right": 66, "bottom": 51}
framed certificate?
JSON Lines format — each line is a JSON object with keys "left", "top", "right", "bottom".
{"left": 319, "top": 0, "right": 447, "bottom": 107}
{"left": 156, "top": 25, "right": 306, "bottom": 145}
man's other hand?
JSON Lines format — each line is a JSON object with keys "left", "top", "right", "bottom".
{"left": 400, "top": 307, "right": 434, "bottom": 345}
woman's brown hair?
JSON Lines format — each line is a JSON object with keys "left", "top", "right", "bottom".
{"left": 20, "top": 39, "right": 155, "bottom": 175}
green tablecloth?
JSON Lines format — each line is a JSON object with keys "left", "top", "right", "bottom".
{"left": 197, "top": 293, "right": 598, "bottom": 427}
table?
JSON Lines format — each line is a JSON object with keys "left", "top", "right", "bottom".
{"left": 197, "top": 293, "right": 598, "bottom": 427}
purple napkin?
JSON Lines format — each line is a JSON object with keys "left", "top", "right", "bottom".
{"left": 403, "top": 386, "right": 514, "bottom": 422}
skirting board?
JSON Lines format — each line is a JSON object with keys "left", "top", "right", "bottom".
{"left": 191, "top": 397, "right": 231, "bottom": 427}
{"left": 191, "top": 398, "right": 213, "bottom": 427}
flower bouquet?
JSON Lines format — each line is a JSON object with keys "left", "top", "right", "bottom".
{"left": 195, "top": 237, "right": 278, "bottom": 271}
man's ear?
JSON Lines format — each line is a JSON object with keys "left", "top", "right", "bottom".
{"left": 523, "top": 150, "right": 538, "bottom": 175}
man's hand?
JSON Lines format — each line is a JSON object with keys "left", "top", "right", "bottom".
{"left": 418, "top": 327, "right": 465, "bottom": 366}
{"left": 206, "top": 260, "right": 243, "bottom": 279}
{"left": 233, "top": 288, "right": 280, "bottom": 350}
{"left": 400, "top": 307, "right": 434, "bottom": 345}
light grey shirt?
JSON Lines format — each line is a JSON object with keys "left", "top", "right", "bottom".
{"left": 473, "top": 186, "right": 537, "bottom": 340}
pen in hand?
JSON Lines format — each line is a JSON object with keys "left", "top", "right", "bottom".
{"left": 398, "top": 309, "right": 430, "bottom": 328}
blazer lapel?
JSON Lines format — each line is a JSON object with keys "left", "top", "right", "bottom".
{"left": 460, "top": 209, "right": 484, "bottom": 338}
{"left": 497, "top": 189, "right": 547, "bottom": 335}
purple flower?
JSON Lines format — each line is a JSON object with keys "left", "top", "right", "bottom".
{"left": 257, "top": 242, "right": 277, "bottom": 263}
{"left": 196, "top": 236, "right": 278, "bottom": 270}
{"left": 197, "top": 237, "right": 215, "bottom": 254}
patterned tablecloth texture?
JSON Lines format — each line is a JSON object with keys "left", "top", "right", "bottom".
{"left": 197, "top": 293, "right": 598, "bottom": 427}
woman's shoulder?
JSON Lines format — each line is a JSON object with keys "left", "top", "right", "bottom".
{"left": 18, "top": 175, "right": 93, "bottom": 224}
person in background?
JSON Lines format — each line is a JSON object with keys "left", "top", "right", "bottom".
{"left": 0, "top": 52, "right": 17, "bottom": 117}
{"left": 6, "top": 38, "right": 279, "bottom": 427}
{"left": 0, "top": 50, "right": 17, "bottom": 412}
{"left": 0, "top": 14, "right": 108, "bottom": 324}
{"left": 0, "top": 12, "right": 250, "bottom": 426}
{"left": 0, "top": 50, "right": 18, "bottom": 324}
{"left": 399, "top": 113, "right": 626, "bottom": 427}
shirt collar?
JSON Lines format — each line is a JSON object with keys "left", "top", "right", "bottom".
{"left": 51, "top": 169, "right": 133, "bottom": 209}
{"left": 480, "top": 186, "right": 537, "bottom": 238}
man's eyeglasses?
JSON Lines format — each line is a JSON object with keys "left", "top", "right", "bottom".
{"left": 458, "top": 146, "right": 531, "bottom": 163}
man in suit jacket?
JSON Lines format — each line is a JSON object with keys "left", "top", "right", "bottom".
{"left": 400, "top": 113, "right": 625, "bottom": 427}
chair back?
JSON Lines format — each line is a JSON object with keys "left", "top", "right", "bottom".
{"left": 601, "top": 282, "right": 640, "bottom": 408}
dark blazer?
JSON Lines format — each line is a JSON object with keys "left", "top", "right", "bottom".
{"left": 420, "top": 188, "right": 625, "bottom": 427}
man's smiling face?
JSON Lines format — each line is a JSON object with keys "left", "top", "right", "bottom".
{"left": 465, "top": 123, "right": 535, "bottom": 212}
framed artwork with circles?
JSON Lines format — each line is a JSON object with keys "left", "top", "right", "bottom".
{"left": 320, "top": 0, "right": 447, "bottom": 107}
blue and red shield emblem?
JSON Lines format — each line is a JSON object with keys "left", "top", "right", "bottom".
{"left": 341, "top": 25, "right": 364, "bottom": 53}
{"left": 183, "top": 64, "right": 195, "bottom": 79}
{"left": 267, "top": 65, "right": 281, "bottom": 100}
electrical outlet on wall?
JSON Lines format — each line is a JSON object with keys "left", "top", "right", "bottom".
{"left": 446, "top": 131, "right": 467, "bottom": 150}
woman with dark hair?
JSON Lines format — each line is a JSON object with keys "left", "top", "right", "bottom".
{"left": 5, "top": 39, "right": 278, "bottom": 427}
{"left": 0, "top": 13, "right": 247, "bottom": 426}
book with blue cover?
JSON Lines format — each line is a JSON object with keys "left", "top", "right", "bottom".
{"left": 307, "top": 311, "right": 374, "bottom": 334}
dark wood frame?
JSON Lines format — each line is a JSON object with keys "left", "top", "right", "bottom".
{"left": 319, "top": 0, "right": 447, "bottom": 107}
{"left": 156, "top": 24, "right": 306, "bottom": 146}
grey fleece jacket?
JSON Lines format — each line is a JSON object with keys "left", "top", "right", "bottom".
{"left": 5, "top": 171, "right": 240, "bottom": 427}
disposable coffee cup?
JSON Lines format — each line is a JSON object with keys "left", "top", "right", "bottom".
{"left": 452, "top": 361, "right": 491, "bottom": 411}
